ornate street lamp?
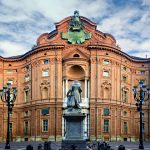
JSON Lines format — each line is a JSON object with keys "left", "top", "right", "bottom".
{"left": 133, "top": 81, "right": 150, "bottom": 149}
{"left": 0, "top": 83, "right": 17, "bottom": 149}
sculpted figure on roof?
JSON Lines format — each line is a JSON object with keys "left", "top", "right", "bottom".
{"left": 69, "top": 10, "right": 83, "bottom": 30}
{"left": 61, "top": 11, "right": 91, "bottom": 44}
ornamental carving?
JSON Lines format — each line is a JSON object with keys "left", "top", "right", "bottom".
{"left": 50, "top": 58, "right": 55, "bottom": 64}
{"left": 56, "top": 57, "right": 62, "bottom": 63}
{"left": 40, "top": 80, "right": 50, "bottom": 99}
{"left": 61, "top": 11, "right": 91, "bottom": 44}
{"left": 24, "top": 85, "right": 30, "bottom": 91}
{"left": 40, "top": 80, "right": 50, "bottom": 88}
{"left": 122, "top": 86, "right": 129, "bottom": 91}
{"left": 101, "top": 81, "right": 111, "bottom": 99}
{"left": 102, "top": 80, "right": 111, "bottom": 88}
{"left": 90, "top": 57, "right": 97, "bottom": 64}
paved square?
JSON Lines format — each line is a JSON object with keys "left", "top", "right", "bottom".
{"left": 0, "top": 141, "right": 150, "bottom": 150}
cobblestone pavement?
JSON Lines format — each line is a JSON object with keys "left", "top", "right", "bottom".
{"left": 0, "top": 141, "right": 150, "bottom": 150}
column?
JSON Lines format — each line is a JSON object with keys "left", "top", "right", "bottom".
{"left": 84, "top": 79, "right": 87, "bottom": 99}
{"left": 63, "top": 80, "right": 64, "bottom": 99}
{"left": 88, "top": 80, "right": 90, "bottom": 100}
{"left": 66, "top": 79, "right": 68, "bottom": 95}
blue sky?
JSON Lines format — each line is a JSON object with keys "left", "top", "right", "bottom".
{"left": 0, "top": 0, "right": 150, "bottom": 58}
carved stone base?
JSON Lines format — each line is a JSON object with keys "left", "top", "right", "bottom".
{"left": 61, "top": 112, "right": 88, "bottom": 149}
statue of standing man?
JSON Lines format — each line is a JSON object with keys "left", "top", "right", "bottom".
{"left": 67, "top": 80, "right": 82, "bottom": 109}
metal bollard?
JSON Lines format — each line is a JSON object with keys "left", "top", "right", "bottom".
{"left": 26, "top": 144, "right": 33, "bottom": 150}
{"left": 44, "top": 142, "right": 48, "bottom": 150}
{"left": 38, "top": 144, "right": 43, "bottom": 150}
{"left": 118, "top": 145, "right": 125, "bottom": 150}
{"left": 48, "top": 141, "right": 51, "bottom": 150}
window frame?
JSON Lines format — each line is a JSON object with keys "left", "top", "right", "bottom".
{"left": 103, "top": 119, "right": 109, "bottom": 132}
{"left": 43, "top": 59, "right": 49, "bottom": 64}
{"left": 7, "top": 79, "right": 13, "bottom": 85}
{"left": 124, "top": 122, "right": 128, "bottom": 134}
{"left": 42, "top": 119, "right": 48, "bottom": 132}
{"left": 42, "top": 70, "right": 49, "bottom": 77}
{"left": 25, "top": 90, "right": 29, "bottom": 102}
{"left": 123, "top": 90, "right": 128, "bottom": 103}
{"left": 103, "top": 108, "right": 110, "bottom": 116}
{"left": 103, "top": 70, "right": 109, "bottom": 77}
{"left": 24, "top": 121, "right": 28, "bottom": 134}
{"left": 103, "top": 59, "right": 110, "bottom": 65}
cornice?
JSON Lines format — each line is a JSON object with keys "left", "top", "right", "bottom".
{"left": 63, "top": 57, "right": 89, "bottom": 63}
{"left": 0, "top": 44, "right": 65, "bottom": 62}
{"left": 88, "top": 44, "right": 150, "bottom": 63}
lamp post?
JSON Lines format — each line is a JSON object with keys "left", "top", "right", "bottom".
{"left": 133, "top": 81, "right": 150, "bottom": 149}
{"left": 0, "top": 83, "right": 17, "bottom": 149}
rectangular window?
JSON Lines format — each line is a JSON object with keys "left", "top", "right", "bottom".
{"left": 24, "top": 111, "right": 28, "bottom": 117}
{"left": 7, "top": 70, "right": 13, "bottom": 74}
{"left": 42, "top": 70, "right": 49, "bottom": 77}
{"left": 24, "top": 121, "right": 28, "bottom": 135}
{"left": 43, "top": 59, "right": 49, "bottom": 64}
{"left": 140, "top": 71, "right": 145, "bottom": 75}
{"left": 139, "top": 79, "right": 146, "bottom": 85}
{"left": 103, "top": 71, "right": 109, "bottom": 77}
{"left": 41, "top": 108, "right": 49, "bottom": 116}
{"left": 43, "top": 120, "right": 48, "bottom": 132}
{"left": 104, "top": 120, "right": 109, "bottom": 132}
{"left": 123, "top": 76, "right": 127, "bottom": 82}
{"left": 104, "top": 108, "right": 110, "bottom": 116}
{"left": 25, "top": 90, "right": 29, "bottom": 102}
{"left": 124, "top": 122, "right": 128, "bottom": 134}
{"left": 7, "top": 79, "right": 13, "bottom": 85}
{"left": 124, "top": 91, "right": 128, "bottom": 103}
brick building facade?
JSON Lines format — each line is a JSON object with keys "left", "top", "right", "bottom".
{"left": 0, "top": 12, "right": 150, "bottom": 142}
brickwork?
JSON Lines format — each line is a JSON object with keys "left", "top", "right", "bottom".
{"left": 0, "top": 15, "right": 149, "bottom": 142}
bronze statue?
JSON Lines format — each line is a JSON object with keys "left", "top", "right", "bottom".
{"left": 67, "top": 80, "right": 82, "bottom": 109}
{"left": 69, "top": 10, "right": 83, "bottom": 30}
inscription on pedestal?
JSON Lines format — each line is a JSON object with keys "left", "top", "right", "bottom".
{"left": 66, "top": 118, "right": 82, "bottom": 139}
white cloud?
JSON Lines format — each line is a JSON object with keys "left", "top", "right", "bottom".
{"left": 0, "top": 0, "right": 149, "bottom": 58}
{"left": 0, "top": 41, "right": 28, "bottom": 57}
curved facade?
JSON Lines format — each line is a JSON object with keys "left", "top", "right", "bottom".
{"left": 0, "top": 13, "right": 150, "bottom": 142}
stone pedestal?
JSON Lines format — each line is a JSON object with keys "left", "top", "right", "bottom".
{"left": 61, "top": 111, "right": 88, "bottom": 150}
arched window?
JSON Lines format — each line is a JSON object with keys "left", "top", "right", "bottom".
{"left": 104, "top": 87, "right": 109, "bottom": 99}
{"left": 73, "top": 54, "right": 80, "bottom": 57}
{"left": 42, "top": 87, "right": 48, "bottom": 99}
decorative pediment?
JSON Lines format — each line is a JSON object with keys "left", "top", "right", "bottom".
{"left": 63, "top": 47, "right": 90, "bottom": 60}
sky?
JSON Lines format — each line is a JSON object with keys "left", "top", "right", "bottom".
{"left": 0, "top": 0, "right": 150, "bottom": 58}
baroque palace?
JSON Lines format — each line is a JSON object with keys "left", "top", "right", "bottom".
{"left": 0, "top": 11, "right": 150, "bottom": 142}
